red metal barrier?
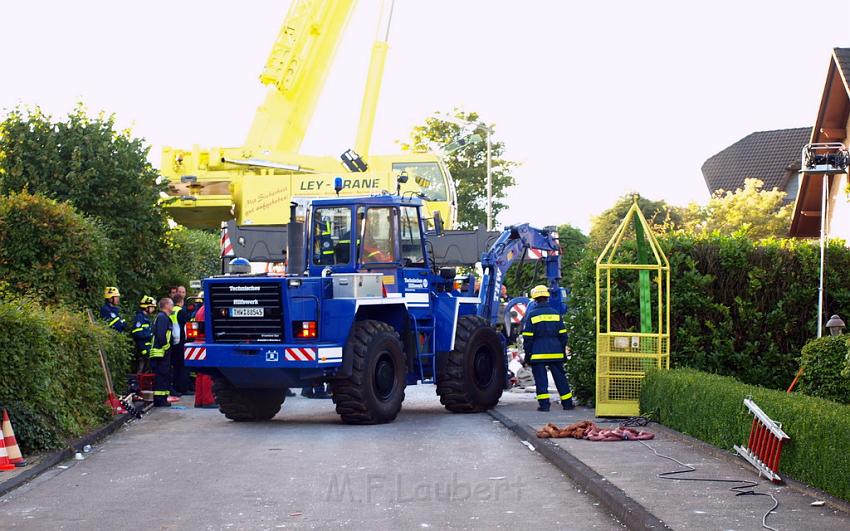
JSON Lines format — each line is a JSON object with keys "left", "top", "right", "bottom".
{"left": 734, "top": 398, "right": 790, "bottom": 483}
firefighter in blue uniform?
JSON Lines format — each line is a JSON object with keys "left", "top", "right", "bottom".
{"left": 100, "top": 287, "right": 127, "bottom": 332}
{"left": 149, "top": 297, "right": 174, "bottom": 407}
{"left": 131, "top": 295, "right": 156, "bottom": 372}
{"left": 522, "top": 285, "right": 574, "bottom": 411}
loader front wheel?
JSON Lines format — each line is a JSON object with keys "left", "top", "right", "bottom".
{"left": 212, "top": 377, "right": 286, "bottom": 421}
{"left": 437, "top": 315, "right": 505, "bottom": 413}
{"left": 331, "top": 320, "right": 406, "bottom": 425}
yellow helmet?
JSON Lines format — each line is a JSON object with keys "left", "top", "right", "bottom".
{"left": 103, "top": 287, "right": 121, "bottom": 299}
{"left": 139, "top": 295, "right": 156, "bottom": 308}
{"left": 530, "top": 285, "right": 550, "bottom": 299}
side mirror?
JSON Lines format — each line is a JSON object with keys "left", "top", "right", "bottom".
{"left": 433, "top": 211, "right": 444, "bottom": 236}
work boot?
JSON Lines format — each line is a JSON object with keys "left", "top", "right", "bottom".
{"left": 154, "top": 400, "right": 171, "bottom": 408}
{"left": 300, "top": 387, "right": 314, "bottom": 398}
{"left": 537, "top": 404, "right": 550, "bottom": 412}
{"left": 562, "top": 399, "right": 575, "bottom": 410}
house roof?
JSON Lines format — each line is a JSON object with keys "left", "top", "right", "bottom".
{"left": 790, "top": 48, "right": 850, "bottom": 237}
{"left": 701, "top": 127, "right": 811, "bottom": 195}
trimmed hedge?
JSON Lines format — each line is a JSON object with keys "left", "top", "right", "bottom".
{"left": 641, "top": 368, "right": 850, "bottom": 501}
{"left": 797, "top": 336, "right": 850, "bottom": 403}
{"left": 0, "top": 297, "right": 130, "bottom": 453}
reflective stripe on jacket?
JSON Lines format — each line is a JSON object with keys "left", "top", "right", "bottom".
{"left": 150, "top": 312, "right": 172, "bottom": 359}
{"left": 131, "top": 311, "right": 153, "bottom": 354}
{"left": 522, "top": 301, "right": 568, "bottom": 363}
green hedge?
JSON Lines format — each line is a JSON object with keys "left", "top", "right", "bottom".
{"left": 641, "top": 368, "right": 850, "bottom": 501}
{"left": 0, "top": 297, "right": 130, "bottom": 453}
{"left": 566, "top": 234, "right": 850, "bottom": 404}
{"left": 0, "top": 191, "right": 115, "bottom": 308}
{"left": 797, "top": 336, "right": 850, "bottom": 403}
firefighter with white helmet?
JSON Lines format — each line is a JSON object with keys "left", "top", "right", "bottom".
{"left": 522, "top": 285, "right": 574, "bottom": 411}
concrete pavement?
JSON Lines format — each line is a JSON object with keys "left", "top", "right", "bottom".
{"left": 0, "top": 386, "right": 622, "bottom": 530}
{"left": 494, "top": 391, "right": 850, "bottom": 530}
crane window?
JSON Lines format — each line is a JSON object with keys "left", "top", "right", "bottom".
{"left": 359, "top": 207, "right": 397, "bottom": 264}
{"left": 312, "top": 207, "right": 353, "bottom": 266}
{"left": 393, "top": 162, "right": 448, "bottom": 201}
{"left": 400, "top": 206, "right": 425, "bottom": 267}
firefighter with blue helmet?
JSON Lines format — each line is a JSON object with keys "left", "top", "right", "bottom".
{"left": 100, "top": 287, "right": 127, "bottom": 332}
{"left": 522, "top": 285, "right": 574, "bottom": 411}
{"left": 132, "top": 295, "right": 156, "bottom": 372}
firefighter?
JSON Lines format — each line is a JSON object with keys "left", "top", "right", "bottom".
{"left": 100, "top": 287, "right": 127, "bottom": 332}
{"left": 149, "top": 297, "right": 174, "bottom": 407}
{"left": 170, "top": 293, "right": 192, "bottom": 395}
{"left": 131, "top": 296, "right": 156, "bottom": 372}
{"left": 522, "top": 285, "right": 574, "bottom": 411}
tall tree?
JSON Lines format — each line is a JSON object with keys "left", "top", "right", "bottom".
{"left": 0, "top": 104, "right": 169, "bottom": 302}
{"left": 401, "top": 109, "right": 516, "bottom": 229}
{"left": 682, "top": 178, "right": 792, "bottom": 239}
{"left": 589, "top": 194, "right": 683, "bottom": 248}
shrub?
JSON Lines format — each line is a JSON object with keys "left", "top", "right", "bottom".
{"left": 155, "top": 227, "right": 221, "bottom": 292}
{"left": 641, "top": 368, "right": 850, "bottom": 501}
{"left": 0, "top": 297, "right": 130, "bottom": 453}
{"left": 565, "top": 234, "right": 850, "bottom": 403}
{"left": 797, "top": 336, "right": 850, "bottom": 403}
{"left": 0, "top": 191, "right": 116, "bottom": 308}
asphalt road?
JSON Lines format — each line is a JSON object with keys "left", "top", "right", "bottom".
{"left": 0, "top": 386, "right": 621, "bottom": 530}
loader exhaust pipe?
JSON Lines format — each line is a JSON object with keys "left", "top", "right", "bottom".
{"left": 287, "top": 202, "right": 306, "bottom": 276}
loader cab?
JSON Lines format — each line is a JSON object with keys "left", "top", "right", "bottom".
{"left": 306, "top": 196, "right": 431, "bottom": 296}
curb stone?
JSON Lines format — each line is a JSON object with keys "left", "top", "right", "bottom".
{"left": 488, "top": 409, "right": 669, "bottom": 530}
{"left": 0, "top": 412, "right": 132, "bottom": 498}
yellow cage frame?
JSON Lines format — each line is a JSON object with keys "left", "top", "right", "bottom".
{"left": 595, "top": 198, "right": 670, "bottom": 417}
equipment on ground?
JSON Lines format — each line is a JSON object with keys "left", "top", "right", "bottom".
{"left": 733, "top": 398, "right": 790, "bottom": 484}
{"left": 184, "top": 190, "right": 563, "bottom": 424}
{"left": 161, "top": 0, "right": 458, "bottom": 230}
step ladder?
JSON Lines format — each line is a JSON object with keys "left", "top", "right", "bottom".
{"left": 733, "top": 397, "right": 790, "bottom": 483}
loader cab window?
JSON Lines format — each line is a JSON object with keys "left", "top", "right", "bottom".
{"left": 311, "top": 207, "right": 353, "bottom": 266}
{"left": 358, "top": 206, "right": 398, "bottom": 264}
{"left": 393, "top": 162, "right": 448, "bottom": 201}
{"left": 400, "top": 206, "right": 425, "bottom": 267}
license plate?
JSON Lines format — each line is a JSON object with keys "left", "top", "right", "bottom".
{"left": 230, "top": 307, "right": 264, "bottom": 317}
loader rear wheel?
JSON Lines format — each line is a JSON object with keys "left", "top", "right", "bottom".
{"left": 331, "top": 320, "right": 406, "bottom": 425}
{"left": 212, "top": 377, "right": 286, "bottom": 421}
{"left": 437, "top": 315, "right": 505, "bottom": 413}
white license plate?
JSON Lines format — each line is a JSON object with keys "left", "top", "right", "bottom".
{"left": 230, "top": 307, "right": 264, "bottom": 317}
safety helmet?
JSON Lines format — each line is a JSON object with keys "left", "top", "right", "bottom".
{"left": 530, "top": 285, "right": 550, "bottom": 300}
{"left": 139, "top": 295, "right": 156, "bottom": 308}
{"left": 103, "top": 287, "right": 121, "bottom": 299}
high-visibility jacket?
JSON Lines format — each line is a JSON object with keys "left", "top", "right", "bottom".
{"left": 521, "top": 302, "right": 568, "bottom": 363}
{"left": 131, "top": 311, "right": 153, "bottom": 356}
{"left": 150, "top": 312, "right": 172, "bottom": 359}
{"left": 169, "top": 305, "right": 184, "bottom": 345}
{"left": 100, "top": 302, "right": 126, "bottom": 332}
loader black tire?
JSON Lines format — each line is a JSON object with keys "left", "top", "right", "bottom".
{"left": 437, "top": 315, "right": 504, "bottom": 413}
{"left": 331, "top": 320, "right": 406, "bottom": 425}
{"left": 212, "top": 377, "right": 286, "bottom": 422}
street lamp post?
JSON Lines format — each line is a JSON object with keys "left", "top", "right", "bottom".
{"left": 431, "top": 113, "right": 495, "bottom": 231}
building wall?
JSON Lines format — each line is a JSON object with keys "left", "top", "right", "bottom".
{"left": 827, "top": 173, "right": 850, "bottom": 241}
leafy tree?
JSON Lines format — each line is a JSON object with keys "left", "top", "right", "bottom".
{"left": 401, "top": 109, "right": 516, "bottom": 229}
{"left": 588, "top": 194, "right": 682, "bottom": 248}
{"left": 155, "top": 228, "right": 221, "bottom": 291}
{"left": 681, "top": 178, "right": 792, "bottom": 239}
{"left": 0, "top": 105, "right": 169, "bottom": 304}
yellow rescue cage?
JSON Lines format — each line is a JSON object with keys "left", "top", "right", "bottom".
{"left": 595, "top": 196, "right": 670, "bottom": 417}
